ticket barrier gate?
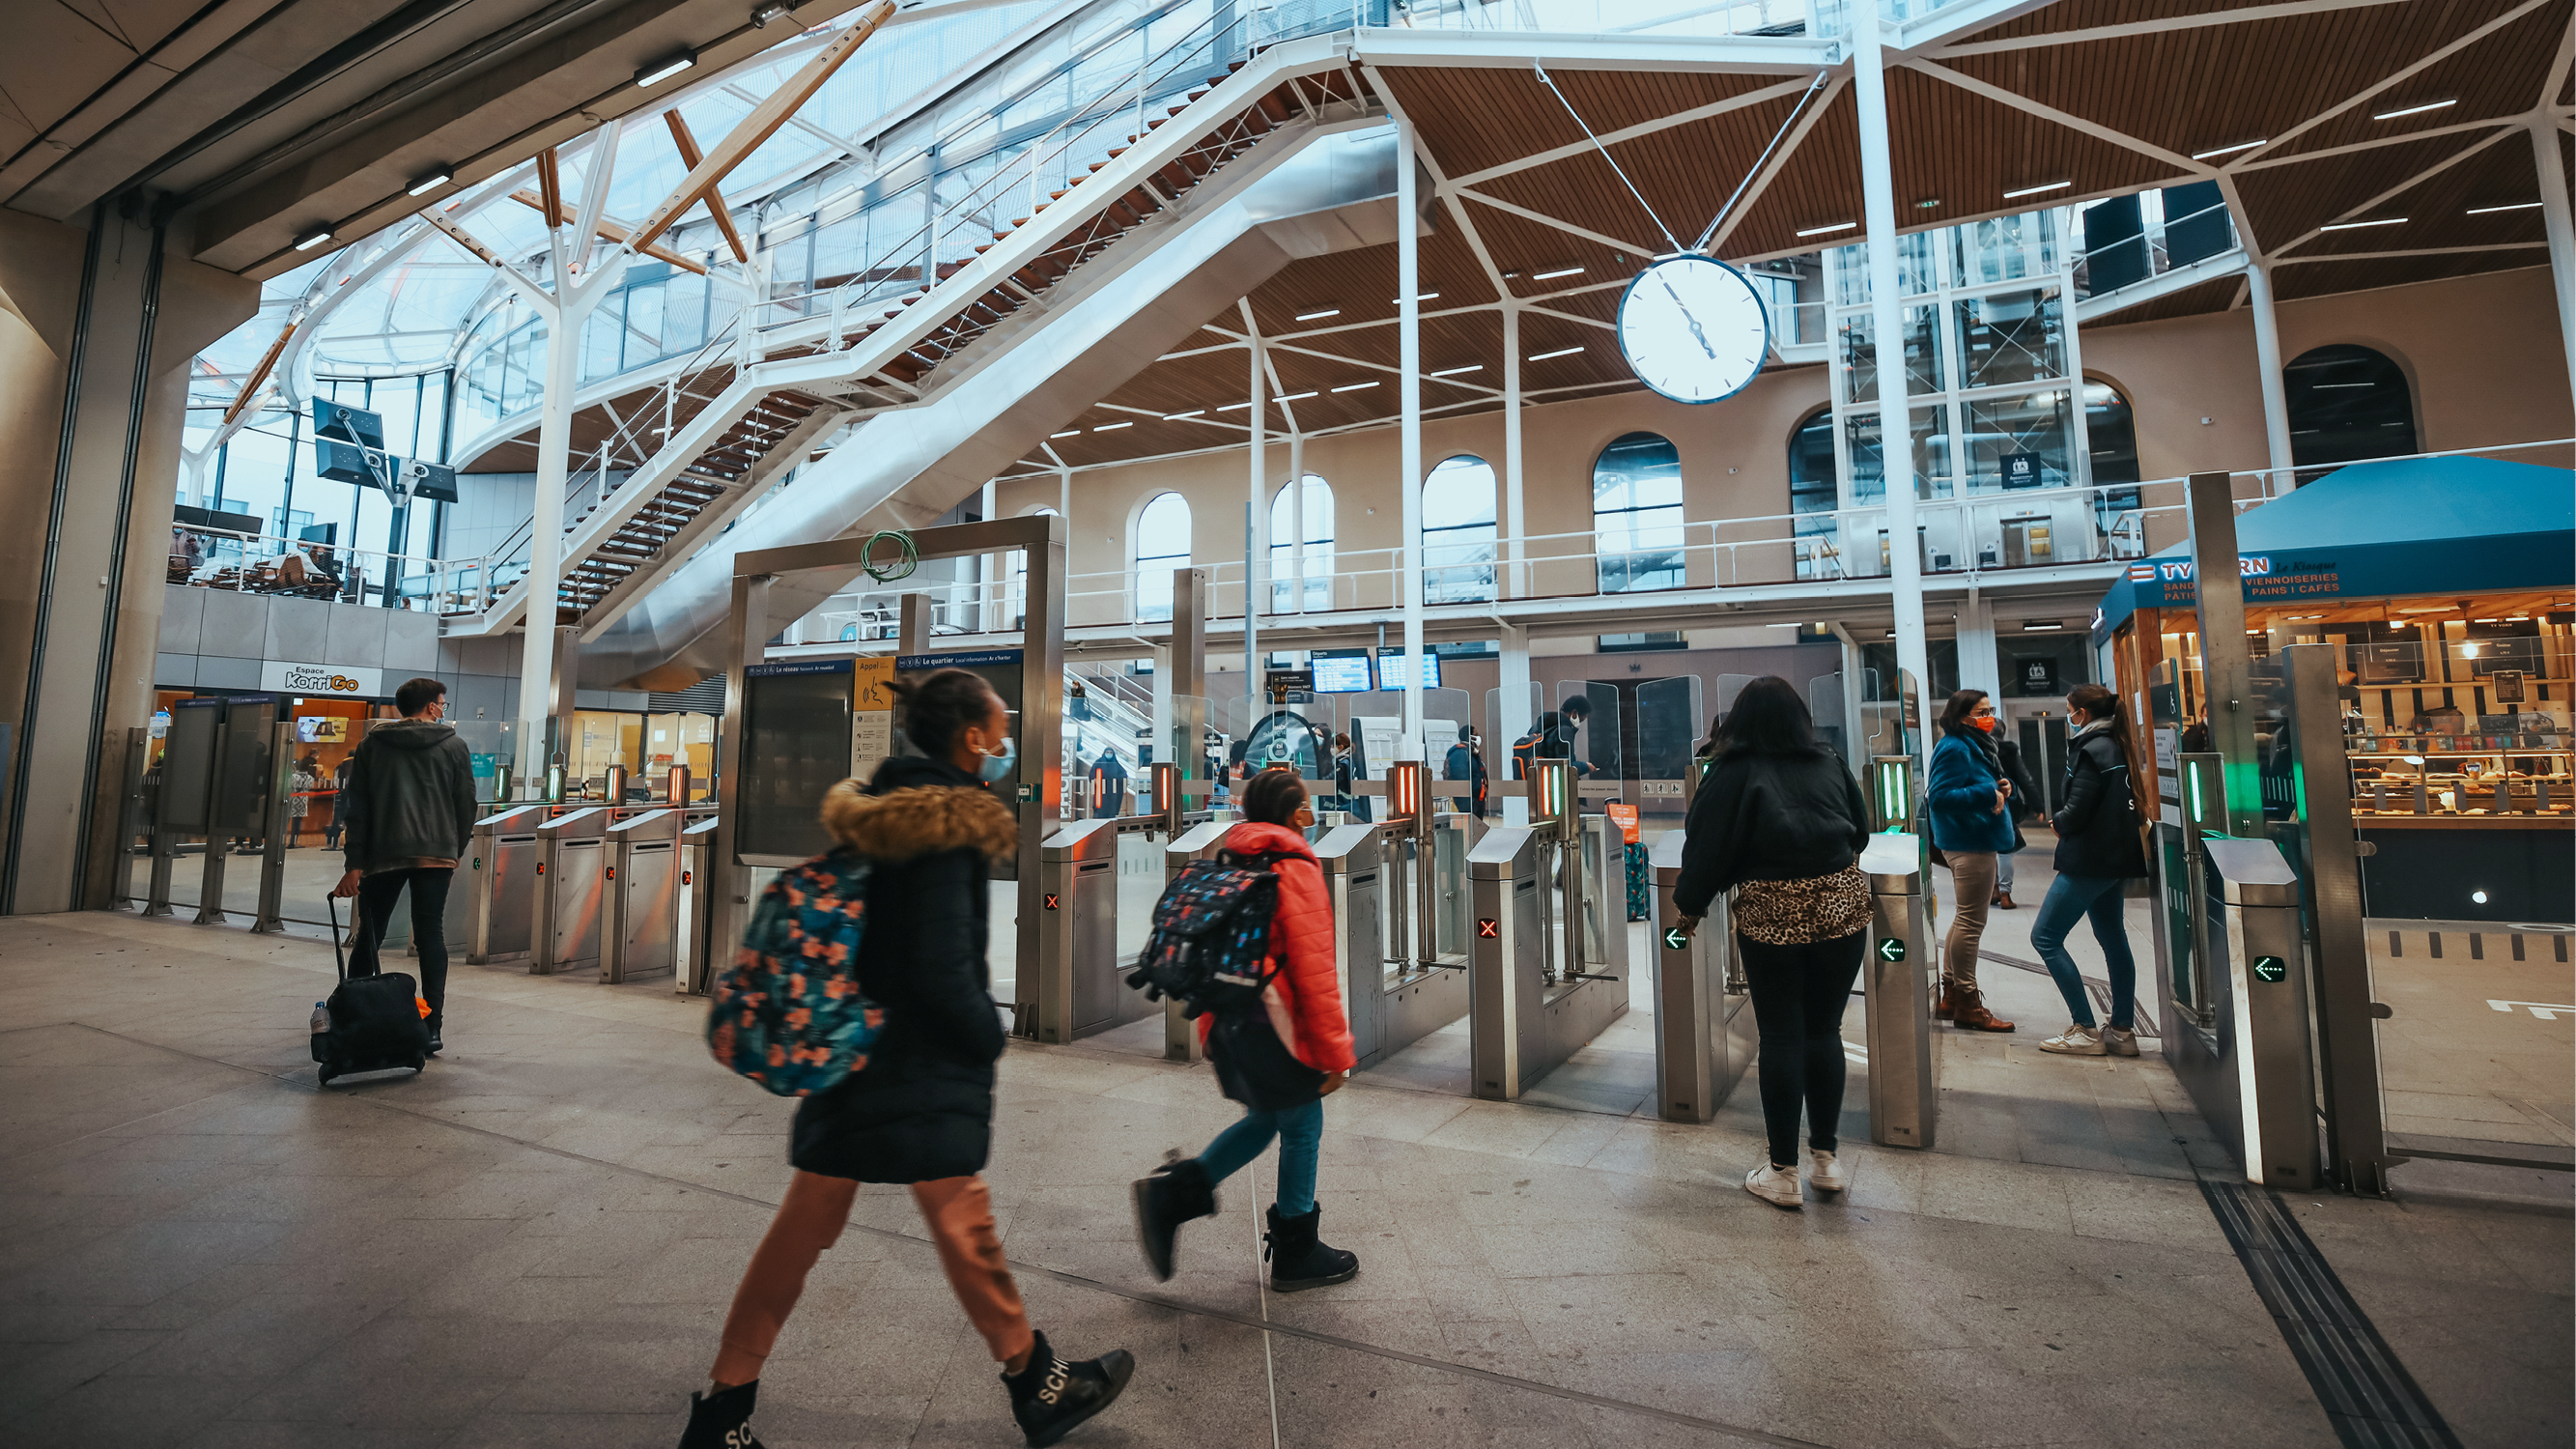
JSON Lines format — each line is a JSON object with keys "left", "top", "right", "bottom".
{"left": 1033, "top": 817, "right": 1165, "bottom": 1042}
{"left": 467, "top": 806, "right": 551, "bottom": 964}
{"left": 1465, "top": 763, "right": 1629, "bottom": 1100}
{"left": 532, "top": 808, "right": 613, "bottom": 976}
{"left": 1646, "top": 833, "right": 1755, "bottom": 1122}
{"left": 2171, "top": 837, "right": 2322, "bottom": 1190}
{"left": 601, "top": 810, "right": 684, "bottom": 983}
{"left": 676, "top": 815, "right": 722, "bottom": 994}
{"left": 1860, "top": 832, "right": 1938, "bottom": 1149}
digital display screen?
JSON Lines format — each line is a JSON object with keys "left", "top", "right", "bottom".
{"left": 1374, "top": 651, "right": 1441, "bottom": 691}
{"left": 738, "top": 661, "right": 852, "bottom": 863}
{"left": 1312, "top": 653, "right": 1373, "bottom": 693}
{"left": 295, "top": 716, "right": 349, "bottom": 743}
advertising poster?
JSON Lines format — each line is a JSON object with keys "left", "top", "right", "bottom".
{"left": 850, "top": 655, "right": 896, "bottom": 784}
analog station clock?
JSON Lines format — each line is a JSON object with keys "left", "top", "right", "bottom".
{"left": 1614, "top": 254, "right": 1770, "bottom": 405}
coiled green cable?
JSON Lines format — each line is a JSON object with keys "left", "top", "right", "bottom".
{"left": 859, "top": 529, "right": 919, "bottom": 582}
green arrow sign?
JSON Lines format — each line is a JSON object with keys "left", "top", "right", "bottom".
{"left": 2252, "top": 954, "right": 2286, "bottom": 982}
{"left": 1877, "top": 937, "right": 1907, "bottom": 963}
{"left": 1663, "top": 926, "right": 1688, "bottom": 952}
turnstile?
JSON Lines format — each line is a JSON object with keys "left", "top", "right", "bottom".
{"left": 1861, "top": 832, "right": 1937, "bottom": 1149}
{"left": 466, "top": 806, "right": 550, "bottom": 964}
{"left": 1320, "top": 818, "right": 1473, "bottom": 1070}
{"left": 602, "top": 809, "right": 683, "bottom": 983}
{"left": 675, "top": 815, "right": 722, "bottom": 994}
{"left": 533, "top": 807, "right": 613, "bottom": 976}
{"left": 1464, "top": 819, "right": 1629, "bottom": 1099}
{"left": 1035, "top": 818, "right": 1157, "bottom": 1040}
{"left": 1647, "top": 831, "right": 1755, "bottom": 1122}
{"left": 2186, "top": 836, "right": 2322, "bottom": 1190}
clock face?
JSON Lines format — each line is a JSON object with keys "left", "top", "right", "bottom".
{"left": 1615, "top": 255, "right": 1769, "bottom": 405}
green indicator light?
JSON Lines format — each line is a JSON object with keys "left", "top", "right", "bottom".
{"left": 1662, "top": 926, "right": 1688, "bottom": 952}
{"left": 2252, "top": 954, "right": 2286, "bottom": 982}
{"left": 1877, "top": 936, "right": 1907, "bottom": 963}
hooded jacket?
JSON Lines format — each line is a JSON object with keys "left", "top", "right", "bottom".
{"left": 1673, "top": 747, "right": 1869, "bottom": 918}
{"left": 2052, "top": 720, "right": 2148, "bottom": 879}
{"left": 339, "top": 718, "right": 479, "bottom": 872}
{"left": 1195, "top": 821, "right": 1357, "bottom": 1075}
{"left": 1926, "top": 728, "right": 2017, "bottom": 855}
{"left": 789, "top": 753, "right": 1018, "bottom": 1185}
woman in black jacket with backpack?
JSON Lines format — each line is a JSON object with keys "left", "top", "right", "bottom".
{"left": 1673, "top": 677, "right": 1872, "bottom": 1211}
{"left": 682, "top": 669, "right": 1132, "bottom": 1449}
{"left": 2029, "top": 682, "right": 2150, "bottom": 1059}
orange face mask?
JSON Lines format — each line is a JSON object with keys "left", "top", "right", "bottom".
{"left": 1971, "top": 715, "right": 1998, "bottom": 733}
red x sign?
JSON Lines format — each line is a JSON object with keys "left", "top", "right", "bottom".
{"left": 1043, "top": 893, "right": 1061, "bottom": 911}
{"left": 1476, "top": 918, "right": 1499, "bottom": 939}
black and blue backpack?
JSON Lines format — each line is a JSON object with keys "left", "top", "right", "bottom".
{"left": 706, "top": 852, "right": 885, "bottom": 1096}
{"left": 1126, "top": 849, "right": 1287, "bottom": 1019}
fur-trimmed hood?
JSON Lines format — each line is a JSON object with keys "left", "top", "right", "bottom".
{"left": 821, "top": 760, "right": 1017, "bottom": 863}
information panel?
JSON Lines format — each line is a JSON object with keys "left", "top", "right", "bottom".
{"left": 738, "top": 661, "right": 852, "bottom": 863}
{"left": 1312, "top": 652, "right": 1373, "bottom": 693}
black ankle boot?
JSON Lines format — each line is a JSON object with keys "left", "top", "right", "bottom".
{"left": 1004, "top": 1330, "right": 1135, "bottom": 1448}
{"left": 1131, "top": 1154, "right": 1217, "bottom": 1281}
{"left": 679, "top": 1379, "right": 763, "bottom": 1448}
{"left": 1262, "top": 1206, "right": 1358, "bottom": 1293}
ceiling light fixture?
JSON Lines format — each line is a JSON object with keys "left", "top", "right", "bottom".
{"left": 293, "top": 229, "right": 333, "bottom": 251}
{"left": 1162, "top": 410, "right": 1204, "bottom": 420}
{"left": 1092, "top": 421, "right": 1131, "bottom": 431}
{"left": 750, "top": 0, "right": 793, "bottom": 26}
{"left": 1531, "top": 266, "right": 1585, "bottom": 280}
{"left": 1913, "top": 197, "right": 1940, "bottom": 210}
{"left": 1049, "top": 429, "right": 1080, "bottom": 439}
{"left": 1391, "top": 292, "right": 1440, "bottom": 304}
{"left": 2022, "top": 620, "right": 2065, "bottom": 631}
{"left": 2371, "top": 98, "right": 2455, "bottom": 121}
{"left": 1330, "top": 381, "right": 1378, "bottom": 392}
{"left": 407, "top": 167, "right": 454, "bottom": 196}
{"left": 2320, "top": 216, "right": 2405, "bottom": 231}
{"left": 2467, "top": 201, "right": 2541, "bottom": 214}
{"left": 1429, "top": 364, "right": 1482, "bottom": 377}
{"left": 1527, "top": 346, "right": 1583, "bottom": 361}
{"left": 635, "top": 50, "right": 697, "bottom": 87}
{"left": 1276, "top": 390, "right": 1317, "bottom": 402}
{"left": 1795, "top": 220, "right": 1857, "bottom": 237}
{"left": 2190, "top": 139, "right": 2266, "bottom": 159}
{"left": 2002, "top": 180, "right": 2072, "bottom": 199}
{"left": 1293, "top": 307, "right": 1341, "bottom": 322}
{"left": 1216, "top": 402, "right": 1251, "bottom": 412}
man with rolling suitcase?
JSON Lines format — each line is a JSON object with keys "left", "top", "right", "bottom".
{"left": 332, "top": 676, "right": 479, "bottom": 1055}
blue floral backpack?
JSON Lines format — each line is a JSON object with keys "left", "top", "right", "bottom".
{"left": 706, "top": 851, "right": 885, "bottom": 1096}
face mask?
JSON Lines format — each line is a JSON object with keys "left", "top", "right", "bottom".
{"left": 1971, "top": 715, "right": 1997, "bottom": 733}
{"left": 974, "top": 735, "right": 1016, "bottom": 784}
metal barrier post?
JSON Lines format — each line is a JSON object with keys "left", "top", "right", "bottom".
{"left": 250, "top": 721, "right": 295, "bottom": 935}
{"left": 1466, "top": 825, "right": 1543, "bottom": 1099}
{"left": 1033, "top": 818, "right": 1125, "bottom": 1042}
{"left": 1160, "top": 817, "right": 1233, "bottom": 1062}
{"left": 675, "top": 814, "right": 722, "bottom": 993}
{"left": 193, "top": 698, "right": 277, "bottom": 926}
{"left": 533, "top": 806, "right": 613, "bottom": 976}
{"left": 602, "top": 809, "right": 683, "bottom": 983}
{"left": 1315, "top": 822, "right": 1386, "bottom": 1066}
{"left": 112, "top": 727, "right": 149, "bottom": 911}
{"left": 1648, "top": 832, "right": 1753, "bottom": 1122}
{"left": 467, "top": 805, "right": 550, "bottom": 964}
{"left": 2204, "top": 837, "right": 2322, "bottom": 1190}
{"left": 1861, "top": 831, "right": 1937, "bottom": 1149}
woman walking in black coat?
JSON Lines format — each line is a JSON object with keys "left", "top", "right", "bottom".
{"left": 1672, "top": 677, "right": 1874, "bottom": 1210}
{"left": 2029, "top": 682, "right": 2150, "bottom": 1058}
{"left": 681, "top": 669, "right": 1133, "bottom": 1449}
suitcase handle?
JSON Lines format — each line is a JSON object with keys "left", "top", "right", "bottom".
{"left": 326, "top": 894, "right": 347, "bottom": 982}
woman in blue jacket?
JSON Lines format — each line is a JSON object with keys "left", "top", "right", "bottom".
{"left": 1925, "top": 690, "right": 2016, "bottom": 1033}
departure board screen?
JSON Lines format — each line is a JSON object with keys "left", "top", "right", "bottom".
{"left": 1312, "top": 652, "right": 1373, "bottom": 693}
{"left": 737, "top": 661, "right": 852, "bottom": 863}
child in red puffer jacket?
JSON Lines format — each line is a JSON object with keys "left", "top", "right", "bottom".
{"left": 1130, "top": 768, "right": 1359, "bottom": 1293}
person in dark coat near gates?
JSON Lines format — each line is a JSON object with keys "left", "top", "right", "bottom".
{"left": 331, "top": 677, "right": 478, "bottom": 1055}
{"left": 679, "top": 669, "right": 1133, "bottom": 1449}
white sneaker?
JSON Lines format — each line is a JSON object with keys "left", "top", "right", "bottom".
{"left": 1808, "top": 1150, "right": 1848, "bottom": 1194}
{"left": 1743, "top": 1162, "right": 1803, "bottom": 1209}
{"left": 2040, "top": 1023, "right": 2106, "bottom": 1056}
{"left": 2100, "top": 1024, "right": 2139, "bottom": 1057}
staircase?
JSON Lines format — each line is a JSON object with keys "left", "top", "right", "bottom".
{"left": 448, "top": 12, "right": 1379, "bottom": 645}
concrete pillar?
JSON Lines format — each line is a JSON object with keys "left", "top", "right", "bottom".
{"left": 1955, "top": 591, "right": 2001, "bottom": 703}
{"left": 2532, "top": 123, "right": 2576, "bottom": 412}
{"left": 1396, "top": 119, "right": 1426, "bottom": 758}
{"left": 0, "top": 207, "right": 255, "bottom": 913}
{"left": 2244, "top": 262, "right": 2296, "bottom": 488}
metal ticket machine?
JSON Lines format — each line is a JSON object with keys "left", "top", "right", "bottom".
{"left": 1465, "top": 759, "right": 1628, "bottom": 1100}
{"left": 2198, "top": 837, "right": 2322, "bottom": 1190}
{"left": 1034, "top": 817, "right": 1152, "bottom": 1041}
{"left": 466, "top": 805, "right": 550, "bottom": 964}
{"left": 602, "top": 809, "right": 683, "bottom": 983}
{"left": 675, "top": 814, "right": 722, "bottom": 994}
{"left": 1648, "top": 831, "right": 1755, "bottom": 1122}
{"left": 532, "top": 807, "right": 613, "bottom": 976}
{"left": 1860, "top": 830, "right": 1937, "bottom": 1149}
{"left": 1363, "top": 761, "right": 1473, "bottom": 1067}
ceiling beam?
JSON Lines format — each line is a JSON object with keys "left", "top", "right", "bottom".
{"left": 221, "top": 317, "right": 299, "bottom": 426}
{"left": 1709, "top": 74, "right": 1848, "bottom": 252}
{"left": 2273, "top": 242, "right": 2552, "bottom": 266}
{"left": 629, "top": 1, "right": 896, "bottom": 254}
{"left": 2231, "top": 116, "right": 2527, "bottom": 174}
{"left": 535, "top": 145, "right": 569, "bottom": 283}
{"left": 2234, "top": 0, "right": 2556, "bottom": 166}
{"left": 511, "top": 190, "right": 710, "bottom": 274}
{"left": 1909, "top": 60, "right": 2206, "bottom": 175}
{"left": 2270, "top": 125, "right": 2522, "bottom": 255}
{"left": 1927, "top": 0, "right": 2411, "bottom": 58}
{"left": 664, "top": 109, "right": 750, "bottom": 263}
{"left": 1452, "top": 187, "right": 1657, "bottom": 264}
{"left": 1446, "top": 73, "right": 1823, "bottom": 188}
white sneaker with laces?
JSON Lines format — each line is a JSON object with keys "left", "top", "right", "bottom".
{"left": 2100, "top": 1024, "right": 2139, "bottom": 1057}
{"left": 2041, "top": 1023, "right": 2106, "bottom": 1056}
{"left": 1808, "top": 1150, "right": 1848, "bottom": 1194}
{"left": 1743, "top": 1162, "right": 1803, "bottom": 1209}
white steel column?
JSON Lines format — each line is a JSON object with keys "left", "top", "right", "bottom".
{"left": 979, "top": 477, "right": 998, "bottom": 632}
{"left": 1397, "top": 118, "right": 1426, "bottom": 758}
{"left": 1247, "top": 334, "right": 1265, "bottom": 710}
{"left": 1499, "top": 621, "right": 1532, "bottom": 824}
{"left": 2532, "top": 123, "right": 2576, "bottom": 410}
{"left": 1288, "top": 430, "right": 1305, "bottom": 613}
{"left": 1503, "top": 301, "right": 1525, "bottom": 600}
{"left": 2244, "top": 262, "right": 2296, "bottom": 489}
{"left": 1955, "top": 590, "right": 2001, "bottom": 700}
{"left": 518, "top": 292, "right": 584, "bottom": 779}
{"left": 1852, "top": 0, "right": 1928, "bottom": 756}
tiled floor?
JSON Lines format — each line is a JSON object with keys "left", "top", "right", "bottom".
{"left": 2, "top": 897, "right": 2564, "bottom": 1448}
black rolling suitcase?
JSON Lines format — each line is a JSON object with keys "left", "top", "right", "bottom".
{"left": 312, "top": 895, "right": 430, "bottom": 1085}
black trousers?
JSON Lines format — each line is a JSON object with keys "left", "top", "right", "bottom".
{"left": 349, "top": 867, "right": 454, "bottom": 1034}
{"left": 1737, "top": 930, "right": 1867, "bottom": 1167}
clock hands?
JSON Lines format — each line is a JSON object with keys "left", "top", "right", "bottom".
{"left": 1657, "top": 272, "right": 1718, "bottom": 361}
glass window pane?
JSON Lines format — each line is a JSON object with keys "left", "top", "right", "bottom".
{"left": 1836, "top": 302, "right": 1941, "bottom": 405}
{"left": 1134, "top": 492, "right": 1190, "bottom": 622}
{"left": 1420, "top": 455, "right": 1495, "bottom": 604}
{"left": 1594, "top": 431, "right": 1684, "bottom": 593}
{"left": 1963, "top": 388, "right": 2075, "bottom": 493}
{"left": 1953, "top": 287, "right": 2066, "bottom": 388}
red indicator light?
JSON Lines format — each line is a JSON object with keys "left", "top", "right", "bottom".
{"left": 1476, "top": 918, "right": 1498, "bottom": 938}
{"left": 1043, "top": 893, "right": 1061, "bottom": 911}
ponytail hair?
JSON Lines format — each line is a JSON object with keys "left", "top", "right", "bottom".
{"left": 2067, "top": 682, "right": 2140, "bottom": 766}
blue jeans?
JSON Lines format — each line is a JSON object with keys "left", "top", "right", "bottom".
{"left": 1196, "top": 1098, "right": 1324, "bottom": 1216}
{"left": 2029, "top": 873, "right": 2137, "bottom": 1030}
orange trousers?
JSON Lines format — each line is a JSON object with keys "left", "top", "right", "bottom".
{"left": 713, "top": 1170, "right": 1033, "bottom": 1386}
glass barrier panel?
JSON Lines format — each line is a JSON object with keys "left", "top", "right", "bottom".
{"left": 1555, "top": 680, "right": 1620, "bottom": 803}
{"left": 1634, "top": 674, "right": 1705, "bottom": 833}
{"left": 1486, "top": 683, "right": 1544, "bottom": 824}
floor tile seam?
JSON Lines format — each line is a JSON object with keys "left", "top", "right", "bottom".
{"left": 0, "top": 1024, "right": 294, "bottom": 1165}
{"left": 77, "top": 1024, "right": 1828, "bottom": 1449}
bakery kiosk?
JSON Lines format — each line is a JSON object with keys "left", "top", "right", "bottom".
{"left": 2089, "top": 456, "right": 2573, "bottom": 923}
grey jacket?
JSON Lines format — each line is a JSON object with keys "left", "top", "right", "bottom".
{"left": 340, "top": 719, "right": 479, "bottom": 871}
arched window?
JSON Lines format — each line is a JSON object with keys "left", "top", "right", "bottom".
{"left": 2082, "top": 381, "right": 2142, "bottom": 541}
{"left": 1133, "top": 493, "right": 1191, "bottom": 622}
{"left": 1594, "top": 432, "right": 1684, "bottom": 592}
{"left": 1788, "top": 409, "right": 1837, "bottom": 580}
{"left": 1268, "top": 475, "right": 1333, "bottom": 611}
{"left": 1420, "top": 455, "right": 1496, "bottom": 604}
{"left": 2285, "top": 344, "right": 2416, "bottom": 474}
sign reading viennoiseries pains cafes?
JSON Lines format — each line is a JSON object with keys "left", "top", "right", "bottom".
{"left": 260, "top": 660, "right": 385, "bottom": 698}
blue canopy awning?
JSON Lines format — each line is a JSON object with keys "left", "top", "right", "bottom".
{"left": 2090, "top": 456, "right": 2575, "bottom": 643}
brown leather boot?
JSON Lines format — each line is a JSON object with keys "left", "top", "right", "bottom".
{"left": 1936, "top": 980, "right": 1956, "bottom": 1022}
{"left": 1953, "top": 986, "right": 2015, "bottom": 1033}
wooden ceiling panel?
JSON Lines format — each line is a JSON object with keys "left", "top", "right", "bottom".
{"left": 2269, "top": 252, "right": 2547, "bottom": 302}
{"left": 2263, "top": 1, "right": 2570, "bottom": 160}
{"left": 1445, "top": 197, "right": 1648, "bottom": 294}
{"left": 1470, "top": 91, "right": 1812, "bottom": 256}
{"left": 2234, "top": 129, "right": 2509, "bottom": 250}
{"left": 2275, "top": 131, "right": 2550, "bottom": 260}
{"left": 1958, "top": 0, "right": 2314, "bottom": 43}
{"left": 1240, "top": 224, "right": 1497, "bottom": 342}
{"left": 1373, "top": 65, "right": 1791, "bottom": 183}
